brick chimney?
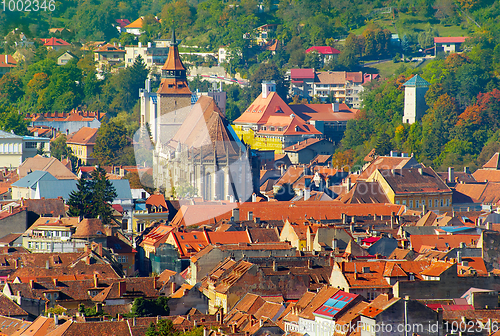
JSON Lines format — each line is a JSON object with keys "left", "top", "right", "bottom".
{"left": 118, "top": 281, "right": 126, "bottom": 296}
{"left": 93, "top": 273, "right": 99, "bottom": 287}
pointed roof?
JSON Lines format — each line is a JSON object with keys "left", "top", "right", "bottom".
{"left": 403, "top": 74, "right": 429, "bottom": 87}
{"left": 233, "top": 92, "right": 295, "bottom": 125}
{"left": 161, "top": 29, "right": 186, "bottom": 72}
{"left": 482, "top": 152, "right": 500, "bottom": 169}
{"left": 383, "top": 262, "right": 407, "bottom": 277}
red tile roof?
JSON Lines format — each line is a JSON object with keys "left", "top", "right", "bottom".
{"left": 358, "top": 156, "right": 420, "bottom": 181}
{"left": 305, "top": 46, "right": 340, "bottom": 55}
{"left": 146, "top": 194, "right": 168, "bottom": 209}
{"left": 410, "top": 234, "right": 479, "bottom": 252}
{"left": 234, "top": 92, "right": 295, "bottom": 125}
{"left": 374, "top": 167, "right": 451, "bottom": 195}
{"left": 66, "top": 127, "right": 98, "bottom": 146}
{"left": 472, "top": 170, "right": 500, "bottom": 183}
{"left": 290, "top": 69, "right": 315, "bottom": 79}
{"left": 41, "top": 37, "right": 70, "bottom": 47}
{"left": 0, "top": 54, "right": 17, "bottom": 68}
{"left": 94, "top": 43, "right": 125, "bottom": 53}
{"left": 434, "top": 37, "right": 468, "bottom": 43}
{"left": 289, "top": 103, "right": 359, "bottom": 122}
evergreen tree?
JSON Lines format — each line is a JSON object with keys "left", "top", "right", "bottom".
{"left": 67, "top": 178, "right": 92, "bottom": 218}
{"left": 128, "top": 55, "right": 149, "bottom": 101}
{"left": 67, "top": 167, "right": 117, "bottom": 224}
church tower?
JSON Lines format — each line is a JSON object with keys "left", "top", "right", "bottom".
{"left": 156, "top": 29, "right": 192, "bottom": 118}
{"left": 402, "top": 74, "right": 429, "bottom": 124}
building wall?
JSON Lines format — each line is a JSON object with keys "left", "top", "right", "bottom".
{"left": 32, "top": 119, "right": 100, "bottom": 135}
{"left": 403, "top": 86, "right": 428, "bottom": 124}
{"left": 0, "top": 210, "right": 28, "bottom": 234}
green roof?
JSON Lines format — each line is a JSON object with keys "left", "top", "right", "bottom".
{"left": 403, "top": 75, "right": 429, "bottom": 87}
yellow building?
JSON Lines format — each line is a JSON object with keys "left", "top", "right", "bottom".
{"left": 66, "top": 127, "right": 98, "bottom": 165}
{"left": 366, "top": 167, "right": 453, "bottom": 213}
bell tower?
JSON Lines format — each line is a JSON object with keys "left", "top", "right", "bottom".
{"left": 156, "top": 29, "right": 192, "bottom": 118}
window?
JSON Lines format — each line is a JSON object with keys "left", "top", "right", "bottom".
{"left": 402, "top": 200, "right": 406, "bottom": 205}
{"left": 435, "top": 199, "right": 439, "bottom": 207}
{"left": 446, "top": 198, "right": 450, "bottom": 207}
{"left": 440, "top": 199, "right": 444, "bottom": 207}
{"left": 25, "top": 142, "right": 37, "bottom": 148}
{"left": 395, "top": 200, "right": 400, "bottom": 205}
{"left": 409, "top": 200, "right": 413, "bottom": 208}
{"left": 416, "top": 200, "right": 419, "bottom": 208}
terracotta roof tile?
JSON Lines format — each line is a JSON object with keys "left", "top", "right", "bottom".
{"left": 358, "top": 156, "right": 421, "bottom": 181}
{"left": 18, "top": 155, "right": 77, "bottom": 180}
{"left": 66, "top": 127, "right": 98, "bottom": 146}
{"left": 410, "top": 234, "right": 479, "bottom": 252}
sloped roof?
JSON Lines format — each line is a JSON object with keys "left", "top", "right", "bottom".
{"left": 0, "top": 294, "right": 29, "bottom": 317}
{"left": 66, "top": 127, "right": 98, "bottom": 145}
{"left": 290, "top": 69, "right": 315, "bottom": 79}
{"left": 289, "top": 103, "right": 359, "bottom": 122}
{"left": 434, "top": 37, "right": 468, "bottom": 43}
{"left": 305, "top": 46, "right": 340, "bottom": 55}
{"left": 403, "top": 74, "right": 429, "bottom": 87}
{"left": 146, "top": 194, "right": 168, "bottom": 209}
{"left": 257, "top": 115, "right": 322, "bottom": 136}
{"left": 410, "top": 234, "right": 480, "bottom": 252}
{"left": 482, "top": 153, "right": 500, "bottom": 169}
{"left": 125, "top": 17, "right": 145, "bottom": 29}
{"left": 297, "top": 286, "right": 340, "bottom": 320}
{"left": 11, "top": 171, "right": 57, "bottom": 189}
{"left": 359, "top": 294, "right": 400, "bottom": 318}
{"left": 373, "top": 167, "right": 451, "bottom": 195}
{"left": 41, "top": 37, "right": 70, "bottom": 47}
{"left": 18, "top": 155, "right": 77, "bottom": 180}
{"left": 23, "top": 198, "right": 66, "bottom": 217}
{"left": 0, "top": 54, "right": 17, "bottom": 68}
{"left": 283, "top": 138, "right": 331, "bottom": 152}
{"left": 46, "top": 320, "right": 131, "bottom": 336}
{"left": 234, "top": 92, "right": 295, "bottom": 125}
{"left": 0, "top": 316, "right": 31, "bottom": 334}
{"left": 472, "top": 169, "right": 500, "bottom": 183}
{"left": 358, "top": 156, "right": 421, "bottom": 181}
{"left": 94, "top": 43, "right": 125, "bottom": 53}
{"left": 339, "top": 181, "right": 389, "bottom": 204}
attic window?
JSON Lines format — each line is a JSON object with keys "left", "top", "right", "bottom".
{"left": 180, "top": 235, "right": 184, "bottom": 239}
{"left": 295, "top": 126, "right": 300, "bottom": 132}
{"left": 278, "top": 127, "right": 283, "bottom": 132}
{"left": 168, "top": 84, "right": 174, "bottom": 88}
{"left": 270, "top": 126, "right": 275, "bottom": 131}
{"left": 193, "top": 235, "right": 197, "bottom": 239}
{"left": 178, "top": 84, "right": 184, "bottom": 88}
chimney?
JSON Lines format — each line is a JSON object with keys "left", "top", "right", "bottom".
{"left": 171, "top": 281, "right": 176, "bottom": 295}
{"left": 53, "top": 278, "right": 58, "bottom": 287}
{"left": 54, "top": 314, "right": 59, "bottom": 325}
{"left": 252, "top": 193, "right": 257, "bottom": 202}
{"left": 464, "top": 166, "right": 470, "bottom": 174}
{"left": 332, "top": 103, "right": 339, "bottom": 112}
{"left": 457, "top": 251, "right": 462, "bottom": 263}
{"left": 5, "top": 55, "right": 8, "bottom": 64}
{"left": 148, "top": 41, "right": 152, "bottom": 48}
{"left": 418, "top": 168, "right": 423, "bottom": 175}
{"left": 272, "top": 260, "right": 277, "bottom": 271}
{"left": 232, "top": 208, "right": 240, "bottom": 222}
{"left": 15, "top": 259, "right": 19, "bottom": 269}
{"left": 118, "top": 281, "right": 126, "bottom": 296}
{"left": 231, "top": 324, "right": 236, "bottom": 334}
{"left": 46, "top": 260, "right": 50, "bottom": 269}
{"left": 29, "top": 280, "right": 34, "bottom": 289}
{"left": 304, "top": 188, "right": 311, "bottom": 201}
{"left": 332, "top": 238, "right": 338, "bottom": 250}
{"left": 261, "top": 81, "right": 275, "bottom": 99}
{"left": 307, "top": 259, "right": 312, "bottom": 269}
{"left": 133, "top": 317, "right": 137, "bottom": 327}
{"left": 390, "top": 212, "right": 395, "bottom": 229}
{"left": 93, "top": 273, "right": 99, "bottom": 287}
{"left": 138, "top": 42, "right": 142, "bottom": 48}
{"left": 448, "top": 167, "right": 454, "bottom": 183}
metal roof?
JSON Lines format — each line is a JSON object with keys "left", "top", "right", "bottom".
{"left": 11, "top": 171, "right": 57, "bottom": 189}
{"left": 403, "top": 74, "right": 429, "bottom": 87}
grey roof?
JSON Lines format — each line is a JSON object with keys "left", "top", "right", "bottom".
{"left": 484, "top": 212, "right": 500, "bottom": 224}
{"left": 403, "top": 74, "right": 429, "bottom": 87}
{"left": 36, "top": 179, "right": 132, "bottom": 201}
{"left": 112, "top": 179, "right": 132, "bottom": 199}
{"left": 11, "top": 171, "right": 57, "bottom": 189}
{"left": 37, "top": 180, "right": 77, "bottom": 200}
{"left": 367, "top": 237, "right": 398, "bottom": 257}
{"left": 0, "top": 130, "right": 23, "bottom": 139}
{"left": 401, "top": 226, "right": 437, "bottom": 236}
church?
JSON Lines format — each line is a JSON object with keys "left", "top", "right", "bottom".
{"left": 139, "top": 31, "right": 256, "bottom": 201}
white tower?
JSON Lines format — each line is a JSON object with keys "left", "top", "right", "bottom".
{"left": 403, "top": 75, "right": 430, "bottom": 124}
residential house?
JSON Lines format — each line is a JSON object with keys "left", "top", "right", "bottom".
{"left": 0, "top": 204, "right": 29, "bottom": 241}
{"left": 124, "top": 17, "right": 148, "bottom": 35}
{"left": 357, "top": 294, "right": 440, "bottom": 336}
{"left": 133, "top": 194, "right": 170, "bottom": 231}
{"left": 17, "top": 155, "right": 76, "bottom": 180}
{"left": 48, "top": 27, "right": 72, "bottom": 39}
{"left": 189, "top": 242, "right": 296, "bottom": 285}
{"left": 57, "top": 51, "right": 77, "bottom": 65}
{"left": 434, "top": 36, "right": 469, "bottom": 54}
{"left": 28, "top": 109, "right": 103, "bottom": 135}
{"left": 107, "top": 236, "right": 136, "bottom": 276}
{"left": 114, "top": 19, "right": 131, "bottom": 34}
{"left": 40, "top": 37, "right": 71, "bottom": 51}
{"left": 93, "top": 43, "right": 126, "bottom": 70}
{"left": 0, "top": 131, "right": 50, "bottom": 168}
{"left": 305, "top": 46, "right": 340, "bottom": 66}
{"left": 356, "top": 153, "right": 422, "bottom": 181}
{"left": 91, "top": 277, "right": 160, "bottom": 306}
{"left": 289, "top": 70, "right": 378, "bottom": 108}
{"left": 330, "top": 260, "right": 432, "bottom": 300}
{"left": 11, "top": 171, "right": 58, "bottom": 200}
{"left": 283, "top": 138, "right": 334, "bottom": 165}
{"left": 66, "top": 127, "right": 98, "bottom": 165}
{"left": 199, "top": 258, "right": 317, "bottom": 314}
{"left": 0, "top": 54, "right": 16, "bottom": 76}
{"left": 366, "top": 167, "right": 453, "bottom": 213}
{"left": 125, "top": 40, "right": 172, "bottom": 69}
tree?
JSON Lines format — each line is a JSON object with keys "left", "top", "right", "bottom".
{"left": 93, "top": 120, "right": 131, "bottom": 166}
{"left": 67, "top": 167, "right": 117, "bottom": 224}
{"left": 0, "top": 73, "right": 24, "bottom": 104}
{"left": 145, "top": 319, "right": 179, "bottom": 336}
{"left": 249, "top": 63, "right": 288, "bottom": 101}
{"left": 50, "top": 134, "right": 78, "bottom": 169}
{"left": 303, "top": 50, "right": 322, "bottom": 69}
{"left": 131, "top": 297, "right": 170, "bottom": 317}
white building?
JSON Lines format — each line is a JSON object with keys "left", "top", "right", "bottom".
{"left": 125, "top": 40, "right": 171, "bottom": 69}
{"left": 402, "top": 75, "right": 429, "bottom": 124}
{"left": 0, "top": 130, "right": 50, "bottom": 168}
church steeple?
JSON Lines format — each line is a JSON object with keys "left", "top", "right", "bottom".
{"left": 157, "top": 28, "right": 191, "bottom": 95}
